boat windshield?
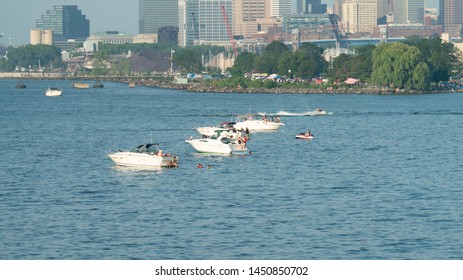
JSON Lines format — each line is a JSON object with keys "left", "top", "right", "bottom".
{"left": 131, "top": 143, "right": 160, "bottom": 153}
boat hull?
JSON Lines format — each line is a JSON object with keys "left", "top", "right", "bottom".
{"left": 234, "top": 120, "right": 284, "bottom": 131}
{"left": 108, "top": 152, "right": 178, "bottom": 168}
{"left": 185, "top": 139, "right": 245, "bottom": 154}
{"left": 45, "top": 89, "right": 62, "bottom": 96}
{"left": 72, "top": 83, "right": 90, "bottom": 89}
{"left": 295, "top": 135, "right": 314, "bottom": 140}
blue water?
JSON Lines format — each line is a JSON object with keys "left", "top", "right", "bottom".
{"left": 1, "top": 79, "right": 462, "bottom": 259}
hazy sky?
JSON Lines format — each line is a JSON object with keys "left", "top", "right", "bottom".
{"left": 0, "top": 0, "right": 439, "bottom": 45}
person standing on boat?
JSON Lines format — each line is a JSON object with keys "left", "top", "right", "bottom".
{"left": 242, "top": 135, "right": 248, "bottom": 147}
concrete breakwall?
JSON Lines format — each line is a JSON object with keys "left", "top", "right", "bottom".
{"left": 0, "top": 72, "right": 63, "bottom": 78}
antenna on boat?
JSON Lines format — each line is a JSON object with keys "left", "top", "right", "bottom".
{"left": 150, "top": 131, "right": 153, "bottom": 143}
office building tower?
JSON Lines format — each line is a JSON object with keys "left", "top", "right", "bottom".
{"left": 333, "top": 0, "right": 343, "bottom": 20}
{"left": 297, "top": 0, "right": 326, "bottom": 14}
{"left": 139, "top": 0, "right": 179, "bottom": 34}
{"left": 233, "top": 0, "right": 270, "bottom": 39}
{"left": 178, "top": 0, "right": 233, "bottom": 46}
{"left": 377, "top": 0, "right": 393, "bottom": 18}
{"left": 439, "top": 0, "right": 463, "bottom": 37}
{"left": 393, "top": 0, "right": 424, "bottom": 24}
{"left": 342, "top": 0, "right": 377, "bottom": 33}
{"left": 179, "top": 0, "right": 199, "bottom": 46}
{"left": 36, "top": 5, "right": 89, "bottom": 44}
{"left": 271, "top": 0, "right": 291, "bottom": 17}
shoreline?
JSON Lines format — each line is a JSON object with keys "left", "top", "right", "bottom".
{"left": 1, "top": 74, "right": 460, "bottom": 95}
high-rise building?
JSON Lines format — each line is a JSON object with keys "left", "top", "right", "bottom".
{"left": 296, "top": 0, "right": 326, "bottom": 14}
{"left": 393, "top": 0, "right": 424, "bottom": 24}
{"left": 178, "top": 0, "right": 233, "bottom": 46}
{"left": 36, "top": 5, "right": 89, "bottom": 45}
{"left": 271, "top": 0, "right": 291, "bottom": 17}
{"left": 333, "top": 0, "right": 344, "bottom": 20}
{"left": 377, "top": 0, "right": 393, "bottom": 18}
{"left": 342, "top": 0, "right": 377, "bottom": 34}
{"left": 179, "top": 0, "right": 199, "bottom": 46}
{"left": 139, "top": 0, "right": 179, "bottom": 34}
{"left": 439, "top": 0, "right": 463, "bottom": 37}
{"left": 233, "top": 0, "right": 270, "bottom": 39}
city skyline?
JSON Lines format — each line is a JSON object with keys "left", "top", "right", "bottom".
{"left": 0, "top": 0, "right": 440, "bottom": 45}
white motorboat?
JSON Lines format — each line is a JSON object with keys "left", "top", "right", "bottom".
{"left": 45, "top": 87, "right": 62, "bottom": 96}
{"left": 196, "top": 121, "right": 236, "bottom": 137}
{"left": 108, "top": 143, "right": 178, "bottom": 168}
{"left": 185, "top": 131, "right": 248, "bottom": 155}
{"left": 233, "top": 114, "right": 284, "bottom": 131}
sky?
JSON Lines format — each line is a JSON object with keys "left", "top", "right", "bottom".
{"left": 0, "top": 0, "right": 440, "bottom": 46}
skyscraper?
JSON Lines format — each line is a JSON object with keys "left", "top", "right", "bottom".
{"left": 233, "top": 0, "right": 270, "bottom": 39}
{"left": 297, "top": 0, "right": 326, "bottom": 14}
{"left": 439, "top": 0, "right": 463, "bottom": 37}
{"left": 342, "top": 0, "right": 377, "bottom": 34}
{"left": 179, "top": 0, "right": 199, "bottom": 46}
{"left": 178, "top": 0, "right": 233, "bottom": 46}
{"left": 393, "top": 0, "right": 424, "bottom": 24}
{"left": 139, "top": 0, "right": 179, "bottom": 34}
{"left": 271, "top": 0, "right": 291, "bottom": 17}
{"left": 36, "top": 5, "right": 89, "bottom": 43}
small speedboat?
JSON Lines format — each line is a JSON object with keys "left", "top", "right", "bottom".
{"left": 310, "top": 108, "right": 328, "bottom": 116}
{"left": 15, "top": 82, "right": 26, "bottom": 89}
{"left": 196, "top": 122, "right": 236, "bottom": 137}
{"left": 233, "top": 114, "right": 284, "bottom": 131}
{"left": 186, "top": 131, "right": 248, "bottom": 155}
{"left": 45, "top": 87, "right": 62, "bottom": 96}
{"left": 93, "top": 81, "right": 104, "bottom": 88}
{"left": 295, "top": 131, "right": 314, "bottom": 140}
{"left": 108, "top": 143, "right": 178, "bottom": 168}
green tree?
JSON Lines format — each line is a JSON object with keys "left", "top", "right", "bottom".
{"left": 5, "top": 44, "right": 62, "bottom": 71}
{"left": 265, "top": 40, "right": 289, "bottom": 54}
{"left": 371, "top": 42, "right": 423, "bottom": 90}
{"left": 327, "top": 45, "right": 374, "bottom": 82}
{"left": 412, "top": 62, "right": 431, "bottom": 91}
{"left": 230, "top": 52, "right": 255, "bottom": 77}
{"left": 254, "top": 40, "right": 289, "bottom": 74}
{"left": 404, "top": 35, "right": 461, "bottom": 83}
{"left": 173, "top": 48, "right": 203, "bottom": 73}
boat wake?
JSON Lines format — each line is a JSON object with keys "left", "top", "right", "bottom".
{"left": 260, "top": 110, "right": 332, "bottom": 116}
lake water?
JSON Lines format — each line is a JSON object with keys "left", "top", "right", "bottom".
{"left": 1, "top": 79, "right": 462, "bottom": 259}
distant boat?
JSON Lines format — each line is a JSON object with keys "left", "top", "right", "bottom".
{"left": 45, "top": 87, "right": 62, "bottom": 96}
{"left": 129, "top": 81, "right": 135, "bottom": 88}
{"left": 93, "top": 81, "right": 104, "bottom": 88}
{"left": 72, "top": 82, "right": 90, "bottom": 89}
{"left": 15, "top": 82, "right": 26, "bottom": 89}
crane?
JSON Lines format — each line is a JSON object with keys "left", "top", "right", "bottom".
{"left": 220, "top": 5, "right": 237, "bottom": 58}
{"left": 328, "top": 14, "right": 348, "bottom": 49}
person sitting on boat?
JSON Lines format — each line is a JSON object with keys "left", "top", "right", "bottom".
{"left": 157, "top": 150, "right": 163, "bottom": 157}
{"left": 306, "top": 130, "right": 312, "bottom": 136}
{"left": 275, "top": 116, "right": 281, "bottom": 123}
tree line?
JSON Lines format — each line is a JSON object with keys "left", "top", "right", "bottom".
{"left": 231, "top": 35, "right": 462, "bottom": 91}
